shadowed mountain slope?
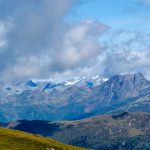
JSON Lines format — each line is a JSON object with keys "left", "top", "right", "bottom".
{"left": 2, "top": 112, "right": 150, "bottom": 150}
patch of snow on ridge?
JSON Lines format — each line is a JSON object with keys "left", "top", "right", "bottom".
{"left": 64, "top": 79, "right": 81, "bottom": 86}
{"left": 103, "top": 78, "right": 108, "bottom": 82}
{"left": 91, "top": 75, "right": 99, "bottom": 79}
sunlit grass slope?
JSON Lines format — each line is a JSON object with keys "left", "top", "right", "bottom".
{"left": 0, "top": 128, "right": 87, "bottom": 150}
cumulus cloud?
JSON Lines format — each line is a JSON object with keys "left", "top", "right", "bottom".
{"left": 0, "top": 0, "right": 67, "bottom": 81}
{"left": 52, "top": 21, "right": 107, "bottom": 70}
{"left": 0, "top": 21, "right": 12, "bottom": 51}
{"left": 0, "top": 0, "right": 108, "bottom": 82}
{"left": 0, "top": 0, "right": 149, "bottom": 82}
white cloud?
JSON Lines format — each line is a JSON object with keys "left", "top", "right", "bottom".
{"left": 1, "top": 54, "right": 52, "bottom": 82}
{"left": 0, "top": 0, "right": 108, "bottom": 82}
{"left": 0, "top": 0, "right": 149, "bottom": 82}
{"left": 101, "top": 29, "right": 150, "bottom": 79}
{"left": 3, "top": 20, "right": 107, "bottom": 82}
{"left": 0, "top": 21, "right": 11, "bottom": 50}
{"left": 54, "top": 21, "right": 107, "bottom": 69}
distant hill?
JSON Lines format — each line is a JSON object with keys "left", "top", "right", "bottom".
{"left": 2, "top": 112, "right": 150, "bottom": 150}
{"left": 0, "top": 127, "right": 86, "bottom": 150}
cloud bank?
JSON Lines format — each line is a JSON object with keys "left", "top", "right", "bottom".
{"left": 101, "top": 30, "right": 150, "bottom": 79}
{"left": 0, "top": 0, "right": 108, "bottom": 82}
{"left": 0, "top": 0, "right": 149, "bottom": 82}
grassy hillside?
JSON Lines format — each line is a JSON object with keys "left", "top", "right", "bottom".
{"left": 0, "top": 128, "right": 86, "bottom": 150}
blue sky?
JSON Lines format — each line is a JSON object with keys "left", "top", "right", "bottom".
{"left": 0, "top": 0, "right": 150, "bottom": 82}
{"left": 68, "top": 0, "right": 150, "bottom": 31}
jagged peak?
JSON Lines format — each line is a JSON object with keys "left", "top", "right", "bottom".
{"left": 26, "top": 80, "right": 37, "bottom": 87}
{"left": 109, "top": 73, "right": 145, "bottom": 81}
{"left": 134, "top": 73, "right": 144, "bottom": 78}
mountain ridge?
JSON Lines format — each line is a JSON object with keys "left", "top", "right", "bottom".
{"left": 2, "top": 112, "right": 150, "bottom": 150}
{"left": 0, "top": 73, "right": 150, "bottom": 122}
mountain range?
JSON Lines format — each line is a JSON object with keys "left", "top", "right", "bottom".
{"left": 0, "top": 73, "right": 150, "bottom": 122}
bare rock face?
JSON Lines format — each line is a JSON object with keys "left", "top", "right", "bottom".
{"left": 97, "top": 73, "right": 149, "bottom": 101}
